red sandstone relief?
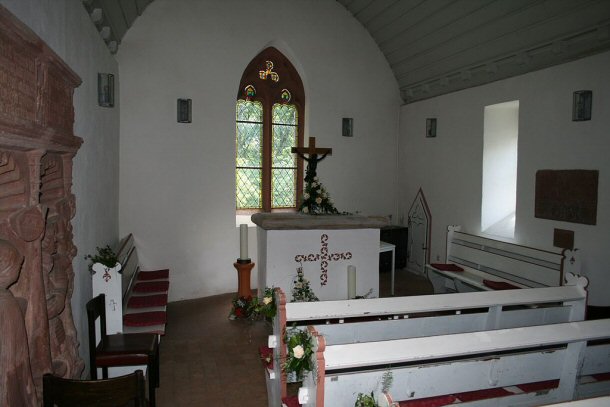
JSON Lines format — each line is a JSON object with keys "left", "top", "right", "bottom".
{"left": 0, "top": 5, "right": 83, "bottom": 405}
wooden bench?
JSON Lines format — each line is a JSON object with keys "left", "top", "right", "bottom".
{"left": 266, "top": 273, "right": 588, "bottom": 407}
{"left": 425, "top": 225, "right": 579, "bottom": 293}
{"left": 299, "top": 319, "right": 610, "bottom": 406}
{"left": 91, "top": 234, "right": 169, "bottom": 336}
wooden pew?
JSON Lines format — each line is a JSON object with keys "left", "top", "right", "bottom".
{"left": 299, "top": 319, "right": 610, "bottom": 407}
{"left": 425, "top": 225, "right": 579, "bottom": 293}
{"left": 266, "top": 273, "right": 588, "bottom": 407}
{"left": 91, "top": 234, "right": 169, "bottom": 336}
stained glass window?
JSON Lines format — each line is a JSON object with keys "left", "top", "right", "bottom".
{"left": 235, "top": 47, "right": 304, "bottom": 212}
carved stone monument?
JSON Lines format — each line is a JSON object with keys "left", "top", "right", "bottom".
{"left": 0, "top": 6, "right": 84, "bottom": 403}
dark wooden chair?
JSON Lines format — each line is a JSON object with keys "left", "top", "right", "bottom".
{"left": 87, "top": 294, "right": 159, "bottom": 407}
{"left": 43, "top": 370, "right": 147, "bottom": 407}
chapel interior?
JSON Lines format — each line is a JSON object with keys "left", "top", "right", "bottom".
{"left": 1, "top": 0, "right": 610, "bottom": 406}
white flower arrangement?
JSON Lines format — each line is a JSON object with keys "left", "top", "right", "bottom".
{"left": 291, "top": 266, "right": 319, "bottom": 302}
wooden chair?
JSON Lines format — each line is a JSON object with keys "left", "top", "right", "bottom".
{"left": 43, "top": 370, "right": 147, "bottom": 406}
{"left": 87, "top": 294, "right": 159, "bottom": 407}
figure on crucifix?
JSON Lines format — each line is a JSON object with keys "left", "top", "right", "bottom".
{"left": 292, "top": 137, "right": 340, "bottom": 214}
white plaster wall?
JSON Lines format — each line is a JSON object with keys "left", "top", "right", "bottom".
{"left": 118, "top": 0, "right": 400, "bottom": 301}
{"left": 1, "top": 0, "right": 120, "bottom": 372}
{"left": 399, "top": 51, "right": 610, "bottom": 305}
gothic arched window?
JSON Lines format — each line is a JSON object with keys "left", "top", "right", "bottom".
{"left": 236, "top": 47, "right": 304, "bottom": 212}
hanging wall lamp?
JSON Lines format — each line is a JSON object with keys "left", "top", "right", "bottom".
{"left": 97, "top": 73, "right": 114, "bottom": 107}
{"left": 572, "top": 90, "right": 592, "bottom": 121}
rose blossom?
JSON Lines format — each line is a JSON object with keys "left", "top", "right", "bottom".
{"left": 263, "top": 296, "right": 272, "bottom": 305}
{"left": 315, "top": 197, "right": 322, "bottom": 204}
{"left": 303, "top": 192, "right": 310, "bottom": 199}
{"left": 303, "top": 207, "right": 309, "bottom": 213}
{"left": 292, "top": 345, "right": 305, "bottom": 359}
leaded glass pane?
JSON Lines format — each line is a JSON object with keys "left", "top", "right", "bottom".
{"left": 272, "top": 103, "right": 296, "bottom": 125}
{"left": 236, "top": 122, "right": 262, "bottom": 167}
{"left": 272, "top": 124, "right": 296, "bottom": 167}
{"left": 272, "top": 168, "right": 296, "bottom": 208}
{"left": 236, "top": 99, "right": 263, "bottom": 209}
{"left": 236, "top": 168, "right": 262, "bottom": 209}
{"left": 237, "top": 99, "right": 263, "bottom": 122}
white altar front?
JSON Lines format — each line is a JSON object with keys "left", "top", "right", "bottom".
{"left": 252, "top": 213, "right": 389, "bottom": 301}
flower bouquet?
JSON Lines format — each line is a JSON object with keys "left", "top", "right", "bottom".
{"left": 229, "top": 287, "right": 277, "bottom": 320}
{"left": 228, "top": 295, "right": 255, "bottom": 320}
{"left": 291, "top": 266, "right": 319, "bottom": 302}
{"left": 283, "top": 326, "right": 314, "bottom": 381}
{"left": 298, "top": 176, "right": 339, "bottom": 215}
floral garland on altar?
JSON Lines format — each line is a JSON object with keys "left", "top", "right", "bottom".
{"left": 298, "top": 176, "right": 339, "bottom": 215}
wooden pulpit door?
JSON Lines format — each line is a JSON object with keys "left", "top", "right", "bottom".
{"left": 0, "top": 6, "right": 83, "bottom": 405}
{"left": 407, "top": 189, "right": 431, "bottom": 275}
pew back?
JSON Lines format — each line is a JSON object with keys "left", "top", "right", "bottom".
{"left": 301, "top": 319, "right": 610, "bottom": 407}
{"left": 267, "top": 276, "right": 588, "bottom": 406}
{"left": 426, "top": 225, "right": 578, "bottom": 293}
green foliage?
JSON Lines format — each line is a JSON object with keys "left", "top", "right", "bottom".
{"left": 291, "top": 266, "right": 319, "bottom": 302}
{"left": 228, "top": 287, "right": 277, "bottom": 320}
{"left": 298, "top": 175, "right": 339, "bottom": 215}
{"left": 355, "top": 392, "right": 378, "bottom": 407}
{"left": 283, "top": 326, "right": 314, "bottom": 379}
{"left": 84, "top": 245, "right": 118, "bottom": 270}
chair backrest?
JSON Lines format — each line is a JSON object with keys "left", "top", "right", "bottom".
{"left": 43, "top": 370, "right": 146, "bottom": 407}
{"left": 86, "top": 294, "right": 108, "bottom": 378}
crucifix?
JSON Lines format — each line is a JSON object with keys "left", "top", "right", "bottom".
{"left": 292, "top": 137, "right": 332, "bottom": 182}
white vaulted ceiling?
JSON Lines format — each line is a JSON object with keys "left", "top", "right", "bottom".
{"left": 82, "top": 0, "right": 610, "bottom": 103}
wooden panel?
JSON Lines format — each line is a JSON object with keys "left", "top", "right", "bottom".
{"left": 100, "top": 0, "right": 128, "bottom": 40}
{"left": 287, "top": 284, "right": 585, "bottom": 321}
{"left": 119, "top": 0, "right": 139, "bottom": 27}
{"left": 582, "top": 343, "right": 610, "bottom": 375}
{"left": 311, "top": 306, "right": 571, "bottom": 345}
{"left": 453, "top": 231, "right": 563, "bottom": 264}
{"left": 322, "top": 351, "right": 566, "bottom": 405}
{"left": 450, "top": 244, "right": 561, "bottom": 286}
{"left": 322, "top": 319, "right": 609, "bottom": 369}
{"left": 393, "top": 1, "right": 603, "bottom": 80}
{"left": 536, "top": 170, "right": 598, "bottom": 225}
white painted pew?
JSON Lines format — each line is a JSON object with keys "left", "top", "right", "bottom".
{"left": 299, "top": 319, "right": 610, "bottom": 407}
{"left": 266, "top": 274, "right": 588, "bottom": 407}
{"left": 425, "top": 225, "right": 579, "bottom": 293}
{"left": 91, "top": 234, "right": 169, "bottom": 336}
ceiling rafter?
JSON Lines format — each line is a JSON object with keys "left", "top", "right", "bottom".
{"left": 81, "top": 0, "right": 610, "bottom": 103}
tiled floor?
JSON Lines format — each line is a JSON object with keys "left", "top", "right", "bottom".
{"left": 156, "top": 269, "right": 433, "bottom": 406}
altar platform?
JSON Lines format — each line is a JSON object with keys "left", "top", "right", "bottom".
{"left": 252, "top": 213, "right": 389, "bottom": 301}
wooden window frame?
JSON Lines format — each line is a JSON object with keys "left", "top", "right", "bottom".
{"left": 236, "top": 47, "right": 304, "bottom": 213}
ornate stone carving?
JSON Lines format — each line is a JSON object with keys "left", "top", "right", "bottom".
{"left": 0, "top": 5, "right": 84, "bottom": 404}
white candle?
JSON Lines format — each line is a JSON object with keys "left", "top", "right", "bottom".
{"left": 239, "top": 224, "right": 248, "bottom": 259}
{"left": 347, "top": 265, "right": 356, "bottom": 299}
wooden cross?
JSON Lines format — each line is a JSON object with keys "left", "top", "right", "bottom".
{"left": 294, "top": 234, "right": 352, "bottom": 285}
{"left": 292, "top": 137, "right": 332, "bottom": 181}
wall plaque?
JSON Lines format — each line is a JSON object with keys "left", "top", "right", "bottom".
{"left": 535, "top": 170, "right": 598, "bottom": 225}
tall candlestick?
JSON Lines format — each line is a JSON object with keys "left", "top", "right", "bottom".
{"left": 347, "top": 265, "right": 356, "bottom": 299}
{"left": 239, "top": 224, "right": 248, "bottom": 260}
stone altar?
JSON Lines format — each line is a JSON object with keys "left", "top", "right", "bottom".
{"left": 252, "top": 213, "right": 389, "bottom": 301}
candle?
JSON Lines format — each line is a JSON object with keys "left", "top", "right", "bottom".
{"left": 347, "top": 265, "right": 356, "bottom": 299}
{"left": 239, "top": 224, "right": 248, "bottom": 260}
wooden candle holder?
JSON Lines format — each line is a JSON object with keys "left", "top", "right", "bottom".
{"left": 233, "top": 260, "right": 255, "bottom": 298}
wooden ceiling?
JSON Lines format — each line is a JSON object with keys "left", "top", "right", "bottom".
{"left": 82, "top": 0, "right": 610, "bottom": 103}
